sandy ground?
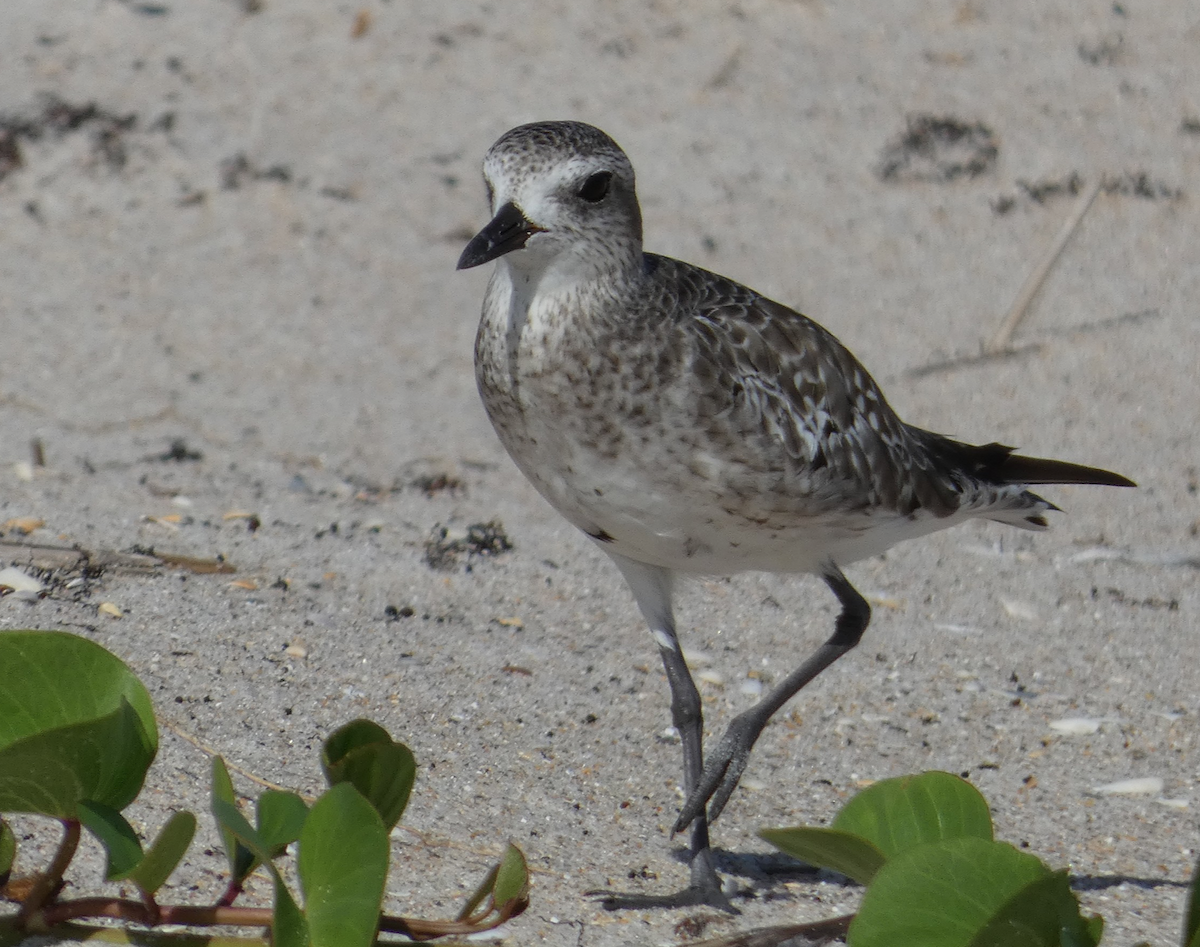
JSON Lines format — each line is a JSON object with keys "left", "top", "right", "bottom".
{"left": 2, "top": 1, "right": 1198, "bottom": 944}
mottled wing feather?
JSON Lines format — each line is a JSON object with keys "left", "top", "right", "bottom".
{"left": 645, "top": 256, "right": 962, "bottom": 519}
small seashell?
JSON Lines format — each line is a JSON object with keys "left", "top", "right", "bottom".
{"left": 284, "top": 643, "right": 308, "bottom": 659}
{"left": 0, "top": 566, "right": 44, "bottom": 595}
{"left": 1092, "top": 777, "right": 1164, "bottom": 796}
{"left": 1156, "top": 798, "right": 1189, "bottom": 809}
{"left": 98, "top": 602, "right": 123, "bottom": 619}
{"left": 1050, "top": 717, "right": 1101, "bottom": 735}
{"left": 1001, "top": 598, "right": 1039, "bottom": 622}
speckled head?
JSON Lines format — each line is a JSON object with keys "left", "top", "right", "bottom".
{"left": 457, "top": 121, "right": 643, "bottom": 278}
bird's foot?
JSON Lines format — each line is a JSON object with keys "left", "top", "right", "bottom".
{"left": 587, "top": 882, "right": 739, "bottom": 912}
{"left": 586, "top": 847, "right": 740, "bottom": 913}
{"left": 673, "top": 717, "right": 758, "bottom": 833}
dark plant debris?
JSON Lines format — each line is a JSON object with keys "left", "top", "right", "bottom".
{"left": 1019, "top": 172, "right": 1084, "bottom": 204}
{"left": 878, "top": 115, "right": 998, "bottom": 183}
{"left": 0, "top": 95, "right": 143, "bottom": 182}
{"left": 1093, "top": 586, "right": 1179, "bottom": 611}
{"left": 220, "top": 152, "right": 293, "bottom": 189}
{"left": 424, "top": 520, "right": 513, "bottom": 571}
{"left": 153, "top": 438, "right": 204, "bottom": 463}
{"left": 410, "top": 472, "right": 463, "bottom": 497}
{"left": 992, "top": 170, "right": 1181, "bottom": 215}
{"left": 1078, "top": 33, "right": 1123, "bottom": 66}
{"left": 1101, "top": 171, "right": 1182, "bottom": 200}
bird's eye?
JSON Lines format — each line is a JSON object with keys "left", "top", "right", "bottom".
{"left": 577, "top": 171, "right": 612, "bottom": 203}
{"left": 485, "top": 179, "right": 495, "bottom": 208}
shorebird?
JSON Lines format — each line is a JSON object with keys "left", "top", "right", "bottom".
{"left": 457, "top": 121, "right": 1133, "bottom": 908}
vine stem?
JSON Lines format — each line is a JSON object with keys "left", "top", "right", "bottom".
{"left": 16, "top": 818, "right": 80, "bottom": 924}
{"left": 36, "top": 899, "right": 272, "bottom": 929}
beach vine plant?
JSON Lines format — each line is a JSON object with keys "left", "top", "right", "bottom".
{"left": 759, "top": 769, "right": 1199, "bottom": 947}
{"left": 2, "top": 629, "right": 1195, "bottom": 946}
{"left": 0, "top": 629, "right": 529, "bottom": 946}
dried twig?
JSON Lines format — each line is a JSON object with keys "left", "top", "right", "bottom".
{"left": 682, "top": 914, "right": 854, "bottom": 947}
{"left": 985, "top": 175, "right": 1101, "bottom": 354}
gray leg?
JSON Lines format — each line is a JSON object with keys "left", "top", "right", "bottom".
{"left": 674, "top": 565, "right": 871, "bottom": 833}
{"left": 598, "top": 553, "right": 731, "bottom": 909}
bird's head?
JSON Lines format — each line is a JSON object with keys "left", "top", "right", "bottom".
{"left": 457, "top": 121, "right": 643, "bottom": 284}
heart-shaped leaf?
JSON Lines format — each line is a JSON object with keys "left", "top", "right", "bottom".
{"left": 759, "top": 826, "right": 886, "bottom": 885}
{"left": 129, "top": 811, "right": 197, "bottom": 896}
{"left": 78, "top": 799, "right": 143, "bottom": 881}
{"left": 967, "top": 870, "right": 1102, "bottom": 947}
{"left": 321, "top": 719, "right": 415, "bottom": 830}
{"left": 849, "top": 837, "right": 1048, "bottom": 947}
{"left": 214, "top": 798, "right": 309, "bottom": 947}
{"left": 272, "top": 872, "right": 310, "bottom": 947}
{"left": 0, "top": 631, "right": 157, "bottom": 817}
{"left": 211, "top": 756, "right": 255, "bottom": 884}
{"left": 298, "top": 783, "right": 388, "bottom": 947}
{"left": 492, "top": 843, "right": 530, "bottom": 915}
{"left": 257, "top": 790, "right": 308, "bottom": 856}
{"left": 834, "top": 771, "right": 993, "bottom": 859}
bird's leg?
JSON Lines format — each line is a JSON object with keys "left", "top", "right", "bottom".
{"left": 590, "top": 554, "right": 734, "bottom": 911}
{"left": 654, "top": 613, "right": 723, "bottom": 898}
{"left": 675, "top": 566, "right": 871, "bottom": 833}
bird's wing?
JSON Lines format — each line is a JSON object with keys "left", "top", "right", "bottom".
{"left": 658, "top": 259, "right": 963, "bottom": 518}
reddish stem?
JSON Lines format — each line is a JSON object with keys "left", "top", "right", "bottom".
{"left": 16, "top": 819, "right": 79, "bottom": 924}
{"left": 37, "top": 897, "right": 272, "bottom": 929}
{"left": 216, "top": 877, "right": 245, "bottom": 908}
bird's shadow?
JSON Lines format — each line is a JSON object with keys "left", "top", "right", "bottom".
{"left": 688, "top": 847, "right": 1190, "bottom": 899}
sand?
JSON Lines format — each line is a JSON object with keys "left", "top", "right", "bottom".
{"left": 2, "top": 1, "right": 1198, "bottom": 944}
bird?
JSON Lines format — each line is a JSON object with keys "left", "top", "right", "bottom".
{"left": 456, "top": 120, "right": 1133, "bottom": 909}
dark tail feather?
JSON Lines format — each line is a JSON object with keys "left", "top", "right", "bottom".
{"left": 917, "top": 434, "right": 1136, "bottom": 488}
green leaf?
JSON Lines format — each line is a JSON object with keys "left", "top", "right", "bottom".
{"left": 211, "top": 756, "right": 254, "bottom": 884}
{"left": 1186, "top": 849, "right": 1200, "bottom": 947}
{"left": 849, "top": 837, "right": 1049, "bottom": 947}
{"left": 129, "top": 811, "right": 197, "bottom": 895}
{"left": 0, "top": 818, "right": 15, "bottom": 877}
{"left": 492, "top": 843, "right": 529, "bottom": 912}
{"left": 78, "top": 799, "right": 144, "bottom": 881}
{"left": 834, "top": 771, "right": 994, "bottom": 860}
{"left": 759, "top": 827, "right": 887, "bottom": 884}
{"left": 298, "top": 783, "right": 388, "bottom": 947}
{"left": 214, "top": 798, "right": 310, "bottom": 947}
{"left": 322, "top": 719, "right": 393, "bottom": 766}
{"left": 457, "top": 845, "right": 530, "bottom": 924}
{"left": 257, "top": 790, "right": 308, "bottom": 856}
{"left": 0, "top": 631, "right": 157, "bottom": 816}
{"left": 321, "top": 719, "right": 415, "bottom": 830}
{"left": 968, "top": 870, "right": 1101, "bottom": 947}
{"left": 272, "top": 872, "right": 311, "bottom": 947}
{"left": 212, "top": 798, "right": 274, "bottom": 870}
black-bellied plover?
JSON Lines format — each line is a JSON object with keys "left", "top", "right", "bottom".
{"left": 457, "top": 121, "right": 1133, "bottom": 908}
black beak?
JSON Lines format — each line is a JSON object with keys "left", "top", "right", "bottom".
{"left": 456, "top": 202, "right": 543, "bottom": 270}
